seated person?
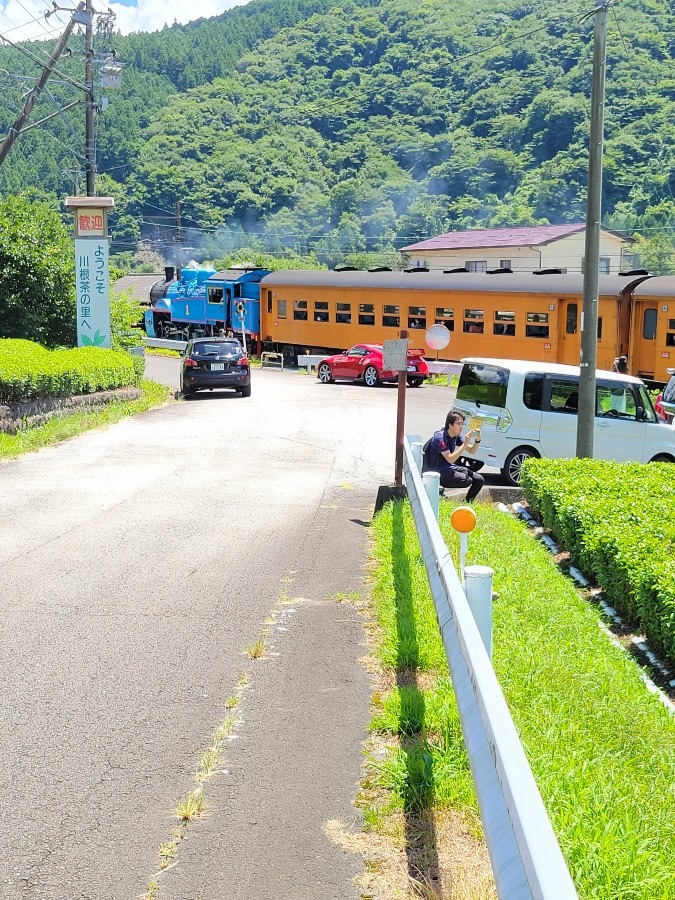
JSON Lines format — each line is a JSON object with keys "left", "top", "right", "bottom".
{"left": 564, "top": 391, "right": 578, "bottom": 412}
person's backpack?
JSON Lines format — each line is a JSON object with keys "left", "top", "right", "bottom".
{"left": 421, "top": 437, "right": 433, "bottom": 473}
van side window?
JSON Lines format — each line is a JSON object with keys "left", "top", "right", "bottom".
{"left": 596, "top": 384, "right": 637, "bottom": 419}
{"left": 549, "top": 379, "right": 579, "bottom": 413}
{"left": 523, "top": 374, "right": 543, "bottom": 410}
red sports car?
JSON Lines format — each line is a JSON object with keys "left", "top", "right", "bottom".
{"left": 316, "top": 344, "right": 429, "bottom": 387}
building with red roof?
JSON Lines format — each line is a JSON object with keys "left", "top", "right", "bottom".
{"left": 399, "top": 224, "right": 634, "bottom": 274}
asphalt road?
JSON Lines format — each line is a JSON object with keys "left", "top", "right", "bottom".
{"left": 0, "top": 361, "right": 504, "bottom": 899}
{"left": 0, "top": 363, "right": 465, "bottom": 899}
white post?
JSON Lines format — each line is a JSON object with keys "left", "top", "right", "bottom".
{"left": 464, "top": 564, "right": 494, "bottom": 658}
{"left": 422, "top": 471, "right": 440, "bottom": 520}
{"left": 411, "top": 441, "right": 423, "bottom": 472}
{"left": 459, "top": 533, "right": 468, "bottom": 580}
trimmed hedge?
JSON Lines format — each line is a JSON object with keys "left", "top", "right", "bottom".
{"left": 0, "top": 338, "right": 138, "bottom": 403}
{"left": 522, "top": 457, "right": 675, "bottom": 663}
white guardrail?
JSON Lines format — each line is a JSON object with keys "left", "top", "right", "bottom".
{"left": 403, "top": 435, "right": 578, "bottom": 900}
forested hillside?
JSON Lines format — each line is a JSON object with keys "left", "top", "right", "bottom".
{"left": 0, "top": 0, "right": 673, "bottom": 269}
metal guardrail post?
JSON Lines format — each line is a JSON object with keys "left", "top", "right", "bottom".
{"left": 402, "top": 435, "right": 578, "bottom": 900}
{"left": 411, "top": 440, "right": 423, "bottom": 472}
{"left": 422, "top": 471, "right": 440, "bottom": 520}
{"left": 464, "top": 564, "right": 494, "bottom": 659}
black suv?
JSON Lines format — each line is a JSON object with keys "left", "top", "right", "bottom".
{"left": 180, "top": 338, "right": 251, "bottom": 398}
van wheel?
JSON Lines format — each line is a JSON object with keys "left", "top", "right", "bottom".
{"left": 649, "top": 454, "right": 674, "bottom": 464}
{"left": 502, "top": 448, "right": 539, "bottom": 486}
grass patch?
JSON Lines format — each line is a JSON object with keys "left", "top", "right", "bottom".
{"left": 175, "top": 789, "right": 205, "bottom": 823}
{"left": 0, "top": 379, "right": 172, "bottom": 459}
{"left": 367, "top": 500, "right": 675, "bottom": 898}
{"left": 144, "top": 346, "right": 182, "bottom": 358}
{"left": 245, "top": 636, "right": 266, "bottom": 659}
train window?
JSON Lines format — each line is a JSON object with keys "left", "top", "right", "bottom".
{"left": 336, "top": 303, "right": 351, "bottom": 324}
{"left": 314, "top": 301, "right": 329, "bottom": 323}
{"left": 523, "top": 374, "right": 543, "bottom": 410}
{"left": 293, "top": 300, "right": 308, "bottom": 321}
{"left": 666, "top": 332, "right": 675, "bottom": 348}
{"left": 267, "top": 291, "right": 272, "bottom": 315}
{"left": 278, "top": 299, "right": 287, "bottom": 319}
{"left": 494, "top": 311, "right": 515, "bottom": 336}
{"left": 466, "top": 261, "right": 487, "bottom": 272}
{"left": 643, "top": 308, "right": 657, "bottom": 340}
{"left": 408, "top": 306, "right": 426, "bottom": 329}
{"left": 566, "top": 303, "right": 578, "bottom": 334}
{"left": 435, "top": 307, "right": 454, "bottom": 319}
{"left": 383, "top": 305, "right": 400, "bottom": 328}
{"left": 359, "top": 304, "right": 375, "bottom": 326}
{"left": 463, "top": 308, "right": 484, "bottom": 333}
{"left": 494, "top": 323, "right": 516, "bottom": 335}
{"left": 526, "top": 312, "right": 550, "bottom": 338}
{"left": 207, "top": 288, "right": 223, "bottom": 305}
{"left": 669, "top": 319, "right": 675, "bottom": 330}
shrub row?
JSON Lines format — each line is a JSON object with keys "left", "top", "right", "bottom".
{"left": 0, "top": 339, "right": 138, "bottom": 403}
{"left": 522, "top": 457, "right": 675, "bottom": 662}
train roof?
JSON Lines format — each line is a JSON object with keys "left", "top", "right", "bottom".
{"left": 260, "top": 270, "right": 647, "bottom": 295}
{"left": 208, "top": 267, "right": 269, "bottom": 283}
{"left": 630, "top": 275, "right": 675, "bottom": 297}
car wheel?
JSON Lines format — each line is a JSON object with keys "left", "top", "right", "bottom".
{"left": 407, "top": 376, "right": 424, "bottom": 388}
{"left": 502, "top": 447, "right": 539, "bottom": 486}
{"left": 239, "top": 384, "right": 252, "bottom": 398}
{"left": 363, "top": 365, "right": 380, "bottom": 387}
{"left": 318, "top": 363, "right": 333, "bottom": 384}
{"left": 181, "top": 386, "right": 194, "bottom": 398}
{"left": 649, "top": 453, "right": 674, "bottom": 464}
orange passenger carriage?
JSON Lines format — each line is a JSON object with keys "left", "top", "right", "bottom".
{"left": 259, "top": 269, "right": 675, "bottom": 383}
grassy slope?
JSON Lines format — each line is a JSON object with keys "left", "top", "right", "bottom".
{"left": 369, "top": 500, "right": 675, "bottom": 899}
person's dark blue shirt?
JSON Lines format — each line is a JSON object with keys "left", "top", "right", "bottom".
{"left": 427, "top": 428, "right": 463, "bottom": 474}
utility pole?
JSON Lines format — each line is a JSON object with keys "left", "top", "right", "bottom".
{"left": 577, "top": 0, "right": 610, "bottom": 458}
{"left": 0, "top": 3, "right": 85, "bottom": 167}
{"left": 84, "top": 0, "right": 95, "bottom": 195}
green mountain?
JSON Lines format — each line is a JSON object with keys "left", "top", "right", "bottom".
{"left": 0, "top": 0, "right": 673, "bottom": 268}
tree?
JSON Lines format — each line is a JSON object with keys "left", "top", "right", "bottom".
{"left": 0, "top": 195, "right": 76, "bottom": 346}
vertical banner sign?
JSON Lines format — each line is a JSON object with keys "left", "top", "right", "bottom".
{"left": 65, "top": 197, "right": 115, "bottom": 350}
{"left": 75, "top": 238, "right": 110, "bottom": 347}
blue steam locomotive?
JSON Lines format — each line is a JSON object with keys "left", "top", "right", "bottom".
{"left": 144, "top": 264, "right": 270, "bottom": 345}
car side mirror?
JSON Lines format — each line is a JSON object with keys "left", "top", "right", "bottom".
{"left": 636, "top": 406, "right": 646, "bottom": 421}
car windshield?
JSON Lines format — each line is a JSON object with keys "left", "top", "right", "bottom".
{"left": 457, "top": 364, "right": 509, "bottom": 408}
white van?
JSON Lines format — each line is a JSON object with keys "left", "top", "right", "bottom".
{"left": 454, "top": 357, "right": 675, "bottom": 485}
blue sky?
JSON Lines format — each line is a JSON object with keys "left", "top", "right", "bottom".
{"left": 0, "top": 0, "right": 249, "bottom": 40}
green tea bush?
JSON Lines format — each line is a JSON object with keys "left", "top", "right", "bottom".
{"left": 0, "top": 338, "right": 137, "bottom": 403}
{"left": 522, "top": 457, "right": 675, "bottom": 661}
